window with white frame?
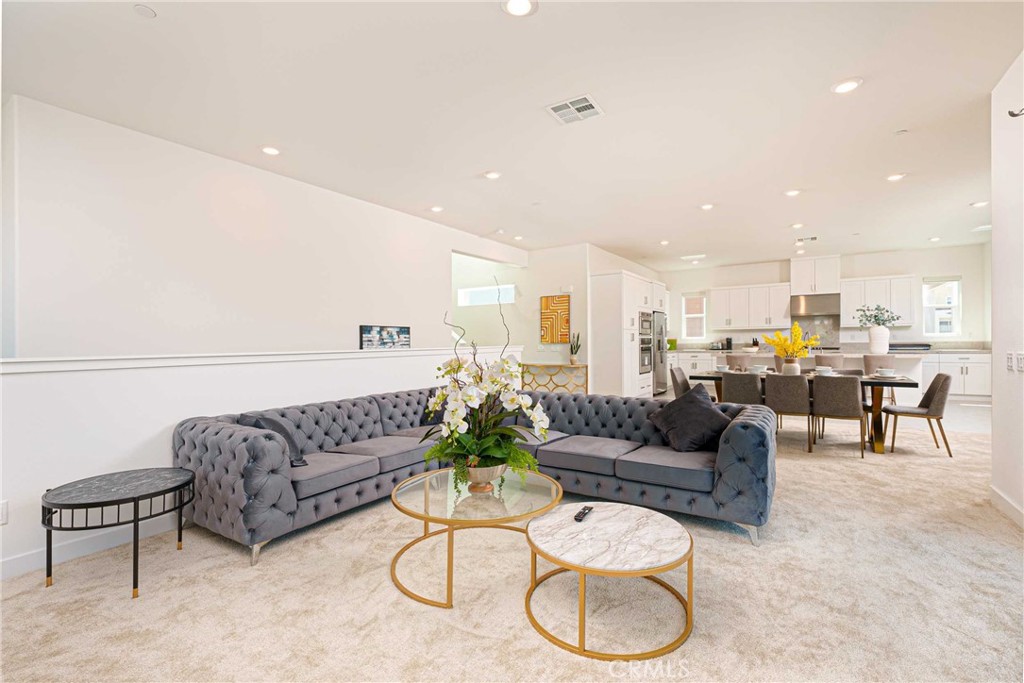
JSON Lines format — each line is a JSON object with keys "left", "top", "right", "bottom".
{"left": 922, "top": 278, "right": 961, "bottom": 336}
{"left": 456, "top": 284, "right": 515, "bottom": 307}
{"left": 681, "top": 294, "right": 706, "bottom": 339}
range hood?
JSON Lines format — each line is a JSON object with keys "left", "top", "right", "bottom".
{"left": 790, "top": 293, "right": 841, "bottom": 317}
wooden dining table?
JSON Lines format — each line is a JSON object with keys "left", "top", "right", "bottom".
{"left": 689, "top": 371, "right": 920, "bottom": 454}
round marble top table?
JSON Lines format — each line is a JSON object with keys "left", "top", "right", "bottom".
{"left": 524, "top": 501, "right": 694, "bottom": 661}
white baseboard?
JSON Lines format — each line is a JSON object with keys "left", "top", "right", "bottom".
{"left": 990, "top": 485, "right": 1024, "bottom": 527}
{"left": 1, "top": 516, "right": 175, "bottom": 580}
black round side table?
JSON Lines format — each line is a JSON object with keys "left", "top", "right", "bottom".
{"left": 41, "top": 467, "right": 195, "bottom": 598}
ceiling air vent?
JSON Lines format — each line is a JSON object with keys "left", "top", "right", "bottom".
{"left": 547, "top": 95, "right": 603, "bottom": 125}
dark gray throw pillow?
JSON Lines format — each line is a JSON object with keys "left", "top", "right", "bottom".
{"left": 238, "top": 413, "right": 308, "bottom": 467}
{"left": 650, "top": 384, "right": 733, "bottom": 452}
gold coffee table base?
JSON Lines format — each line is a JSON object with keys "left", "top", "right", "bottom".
{"left": 524, "top": 550, "right": 693, "bottom": 661}
{"left": 390, "top": 523, "right": 526, "bottom": 609}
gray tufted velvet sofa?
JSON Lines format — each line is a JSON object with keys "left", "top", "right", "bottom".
{"left": 173, "top": 388, "right": 778, "bottom": 562}
{"left": 516, "top": 392, "right": 777, "bottom": 544}
{"left": 173, "top": 389, "right": 444, "bottom": 564}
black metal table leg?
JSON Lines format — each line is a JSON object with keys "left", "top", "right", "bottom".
{"left": 46, "top": 528, "right": 53, "bottom": 587}
{"left": 176, "top": 489, "right": 183, "bottom": 551}
{"left": 132, "top": 498, "right": 140, "bottom": 599}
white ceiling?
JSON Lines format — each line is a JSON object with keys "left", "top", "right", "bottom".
{"left": 3, "top": 2, "right": 1020, "bottom": 271}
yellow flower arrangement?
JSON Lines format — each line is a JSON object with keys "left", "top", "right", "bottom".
{"left": 762, "top": 322, "right": 820, "bottom": 358}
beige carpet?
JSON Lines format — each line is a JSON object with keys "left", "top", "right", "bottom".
{"left": 3, "top": 424, "right": 1021, "bottom": 682}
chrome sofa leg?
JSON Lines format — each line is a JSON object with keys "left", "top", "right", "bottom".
{"left": 738, "top": 524, "right": 760, "bottom": 546}
{"left": 250, "top": 541, "right": 269, "bottom": 566}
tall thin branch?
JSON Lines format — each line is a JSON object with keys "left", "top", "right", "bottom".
{"left": 443, "top": 311, "right": 467, "bottom": 388}
{"left": 494, "top": 276, "right": 511, "bottom": 359}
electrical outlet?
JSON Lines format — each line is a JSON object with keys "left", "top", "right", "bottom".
{"left": 0, "top": 501, "right": 8, "bottom": 526}
{"left": 1016, "top": 353, "right": 1024, "bottom": 372}
{"left": 1008, "top": 353, "right": 1015, "bottom": 371}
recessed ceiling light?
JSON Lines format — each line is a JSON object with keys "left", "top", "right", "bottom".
{"left": 483, "top": 171, "right": 502, "bottom": 180}
{"left": 659, "top": 240, "right": 670, "bottom": 246}
{"left": 680, "top": 254, "right": 706, "bottom": 260}
{"left": 972, "top": 224, "right": 993, "bottom": 232}
{"left": 501, "top": 0, "right": 538, "bottom": 17}
{"left": 133, "top": 4, "right": 157, "bottom": 19}
{"left": 514, "top": 235, "right": 523, "bottom": 241}
{"left": 796, "top": 249, "right": 806, "bottom": 255}
{"left": 929, "top": 237, "right": 941, "bottom": 242}
{"left": 784, "top": 189, "right": 801, "bottom": 197}
{"left": 430, "top": 206, "right": 444, "bottom": 213}
{"left": 795, "top": 239, "right": 805, "bottom": 247}
{"left": 887, "top": 173, "right": 907, "bottom": 182}
{"left": 691, "top": 260, "right": 701, "bottom": 265}
{"left": 830, "top": 78, "right": 863, "bottom": 94}
{"left": 970, "top": 201, "right": 989, "bottom": 208}
{"left": 261, "top": 146, "right": 280, "bottom": 156}
{"left": 700, "top": 204, "right": 714, "bottom": 211}
{"left": 791, "top": 223, "right": 804, "bottom": 229}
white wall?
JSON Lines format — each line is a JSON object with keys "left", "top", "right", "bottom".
{"left": 588, "top": 244, "right": 658, "bottom": 280}
{"left": 989, "top": 53, "right": 1023, "bottom": 525}
{"left": 0, "top": 96, "right": 526, "bottom": 358}
{"left": 0, "top": 346, "right": 519, "bottom": 578}
{"left": 452, "top": 245, "right": 590, "bottom": 364}
{"left": 657, "top": 245, "right": 991, "bottom": 345}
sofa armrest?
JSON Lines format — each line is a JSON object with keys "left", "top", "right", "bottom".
{"left": 711, "top": 405, "right": 777, "bottom": 526}
{"left": 173, "top": 417, "right": 298, "bottom": 546}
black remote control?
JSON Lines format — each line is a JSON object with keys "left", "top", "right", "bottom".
{"left": 574, "top": 505, "right": 593, "bottom": 522}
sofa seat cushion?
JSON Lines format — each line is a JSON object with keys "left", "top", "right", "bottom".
{"left": 615, "top": 445, "right": 717, "bottom": 493}
{"left": 537, "top": 436, "right": 642, "bottom": 476}
{"left": 328, "top": 436, "right": 430, "bottom": 472}
{"left": 515, "top": 429, "right": 571, "bottom": 455}
{"left": 650, "top": 384, "right": 733, "bottom": 452}
{"left": 290, "top": 452, "right": 380, "bottom": 499}
{"left": 391, "top": 425, "right": 440, "bottom": 441}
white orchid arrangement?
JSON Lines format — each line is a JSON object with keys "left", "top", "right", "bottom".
{"left": 423, "top": 298, "right": 549, "bottom": 488}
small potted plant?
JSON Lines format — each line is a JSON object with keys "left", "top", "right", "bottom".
{"left": 569, "top": 332, "right": 581, "bottom": 365}
{"left": 762, "top": 322, "right": 821, "bottom": 375}
{"left": 856, "top": 305, "right": 901, "bottom": 354}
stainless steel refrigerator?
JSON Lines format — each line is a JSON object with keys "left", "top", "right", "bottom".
{"left": 653, "top": 311, "right": 668, "bottom": 395}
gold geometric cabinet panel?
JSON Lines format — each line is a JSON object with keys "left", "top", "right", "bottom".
{"left": 522, "top": 364, "right": 588, "bottom": 395}
{"left": 540, "top": 295, "right": 570, "bottom": 344}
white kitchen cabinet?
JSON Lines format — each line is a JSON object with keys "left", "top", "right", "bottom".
{"left": 590, "top": 271, "right": 660, "bottom": 397}
{"left": 889, "top": 276, "right": 914, "bottom": 324}
{"left": 767, "top": 284, "right": 790, "bottom": 328}
{"left": 790, "top": 256, "right": 840, "bottom": 295}
{"left": 621, "top": 329, "right": 641, "bottom": 397}
{"left": 922, "top": 355, "right": 940, "bottom": 392}
{"left": 840, "top": 276, "right": 914, "bottom": 328}
{"left": 840, "top": 280, "right": 864, "bottom": 327}
{"left": 748, "top": 286, "right": 769, "bottom": 328}
{"left": 728, "top": 288, "right": 750, "bottom": 328}
{"left": 652, "top": 282, "right": 668, "bottom": 312}
{"left": 708, "top": 288, "right": 731, "bottom": 330}
{"left": 939, "top": 354, "right": 991, "bottom": 396}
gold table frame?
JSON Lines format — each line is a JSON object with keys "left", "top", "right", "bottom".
{"left": 389, "top": 468, "right": 563, "bottom": 609}
{"left": 524, "top": 529, "right": 694, "bottom": 661}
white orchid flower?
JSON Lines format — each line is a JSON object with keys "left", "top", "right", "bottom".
{"left": 517, "top": 394, "right": 533, "bottom": 409}
{"left": 462, "top": 386, "right": 483, "bottom": 409}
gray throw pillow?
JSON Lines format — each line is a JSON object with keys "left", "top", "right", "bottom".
{"left": 650, "top": 384, "right": 733, "bottom": 452}
{"left": 239, "top": 413, "right": 308, "bottom": 468}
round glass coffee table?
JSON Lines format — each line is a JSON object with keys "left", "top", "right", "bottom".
{"left": 390, "top": 467, "right": 562, "bottom": 608}
{"left": 525, "top": 501, "right": 694, "bottom": 660}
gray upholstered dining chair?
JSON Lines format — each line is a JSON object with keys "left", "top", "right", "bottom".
{"left": 812, "top": 374, "right": 867, "bottom": 457}
{"left": 721, "top": 372, "right": 763, "bottom": 405}
{"left": 765, "top": 374, "right": 814, "bottom": 452}
{"left": 726, "top": 354, "right": 752, "bottom": 372}
{"left": 863, "top": 354, "right": 898, "bottom": 404}
{"left": 813, "top": 354, "right": 845, "bottom": 369}
{"left": 882, "top": 373, "right": 953, "bottom": 457}
{"left": 670, "top": 366, "right": 691, "bottom": 397}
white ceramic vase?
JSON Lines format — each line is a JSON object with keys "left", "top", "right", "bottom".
{"left": 868, "top": 325, "right": 890, "bottom": 354}
{"left": 782, "top": 358, "right": 801, "bottom": 375}
{"left": 466, "top": 464, "right": 508, "bottom": 494}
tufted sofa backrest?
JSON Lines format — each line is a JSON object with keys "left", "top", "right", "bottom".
{"left": 246, "top": 398, "right": 384, "bottom": 455}
{"left": 519, "top": 391, "right": 746, "bottom": 447}
{"left": 369, "top": 389, "right": 434, "bottom": 435}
